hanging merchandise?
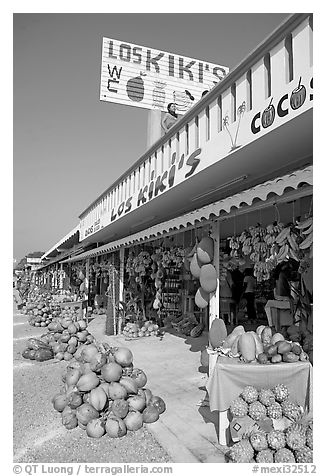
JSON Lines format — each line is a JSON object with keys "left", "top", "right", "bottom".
{"left": 190, "top": 230, "right": 218, "bottom": 309}
{"left": 196, "top": 236, "right": 214, "bottom": 264}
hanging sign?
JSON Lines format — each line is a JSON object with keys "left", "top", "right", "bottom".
{"left": 100, "top": 37, "right": 229, "bottom": 114}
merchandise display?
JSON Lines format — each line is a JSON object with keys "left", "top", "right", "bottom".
{"left": 22, "top": 307, "right": 94, "bottom": 361}
{"left": 52, "top": 343, "right": 166, "bottom": 438}
{"left": 210, "top": 324, "right": 310, "bottom": 364}
{"left": 225, "top": 384, "right": 313, "bottom": 463}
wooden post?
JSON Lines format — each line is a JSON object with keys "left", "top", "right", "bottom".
{"left": 209, "top": 221, "right": 220, "bottom": 327}
{"left": 118, "top": 247, "right": 125, "bottom": 334}
{"left": 208, "top": 221, "right": 220, "bottom": 378}
{"left": 85, "top": 258, "right": 90, "bottom": 321}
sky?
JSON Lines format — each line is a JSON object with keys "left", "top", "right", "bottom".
{"left": 13, "top": 12, "right": 290, "bottom": 262}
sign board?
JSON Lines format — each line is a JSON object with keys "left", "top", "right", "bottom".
{"left": 81, "top": 72, "right": 312, "bottom": 241}
{"left": 100, "top": 37, "right": 229, "bottom": 114}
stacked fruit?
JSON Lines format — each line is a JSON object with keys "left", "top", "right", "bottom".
{"left": 219, "top": 325, "right": 309, "bottom": 364}
{"left": 226, "top": 384, "right": 313, "bottom": 463}
{"left": 51, "top": 290, "right": 74, "bottom": 303}
{"left": 45, "top": 315, "right": 94, "bottom": 361}
{"left": 52, "top": 345, "right": 166, "bottom": 438}
{"left": 22, "top": 311, "right": 94, "bottom": 361}
{"left": 22, "top": 337, "right": 54, "bottom": 361}
{"left": 255, "top": 325, "right": 309, "bottom": 364}
{"left": 122, "top": 321, "right": 160, "bottom": 339}
{"left": 23, "top": 301, "right": 61, "bottom": 327}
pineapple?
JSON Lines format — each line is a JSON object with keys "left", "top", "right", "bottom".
{"left": 230, "top": 397, "right": 248, "bottom": 418}
{"left": 248, "top": 401, "right": 267, "bottom": 421}
{"left": 281, "top": 400, "right": 303, "bottom": 421}
{"left": 306, "top": 426, "right": 313, "bottom": 449}
{"left": 256, "top": 449, "right": 274, "bottom": 463}
{"left": 267, "top": 430, "right": 286, "bottom": 450}
{"left": 286, "top": 422, "right": 307, "bottom": 450}
{"left": 225, "top": 439, "right": 254, "bottom": 463}
{"left": 272, "top": 383, "right": 289, "bottom": 402}
{"left": 294, "top": 446, "right": 313, "bottom": 463}
{"left": 241, "top": 385, "right": 259, "bottom": 404}
{"left": 274, "top": 448, "right": 296, "bottom": 463}
{"left": 267, "top": 402, "right": 283, "bottom": 419}
{"left": 258, "top": 388, "right": 276, "bottom": 406}
{"left": 249, "top": 431, "right": 268, "bottom": 451}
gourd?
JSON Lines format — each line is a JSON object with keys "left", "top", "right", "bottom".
{"left": 209, "top": 319, "right": 227, "bottom": 348}
{"left": 256, "top": 325, "right": 266, "bottom": 339}
{"left": 282, "top": 352, "right": 299, "bottom": 363}
{"left": 190, "top": 253, "right": 202, "bottom": 278}
{"left": 190, "top": 323, "right": 204, "bottom": 338}
{"left": 238, "top": 332, "right": 256, "bottom": 362}
{"left": 261, "top": 326, "right": 273, "bottom": 347}
{"left": 199, "top": 264, "right": 217, "bottom": 293}
{"left": 195, "top": 287, "right": 209, "bottom": 309}
{"left": 230, "top": 335, "right": 241, "bottom": 355}
{"left": 270, "top": 333, "right": 285, "bottom": 346}
{"left": 196, "top": 237, "right": 214, "bottom": 264}
{"left": 247, "top": 331, "right": 264, "bottom": 357}
{"left": 222, "top": 325, "right": 245, "bottom": 349}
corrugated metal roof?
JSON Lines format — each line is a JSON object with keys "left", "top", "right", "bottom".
{"left": 65, "top": 165, "right": 312, "bottom": 263}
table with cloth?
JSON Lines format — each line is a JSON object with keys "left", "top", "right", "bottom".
{"left": 206, "top": 356, "right": 313, "bottom": 445}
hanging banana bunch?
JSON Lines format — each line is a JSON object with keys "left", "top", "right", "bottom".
{"left": 296, "top": 216, "right": 313, "bottom": 258}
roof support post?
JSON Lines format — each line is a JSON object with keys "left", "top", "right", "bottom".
{"left": 118, "top": 247, "right": 125, "bottom": 335}
{"left": 208, "top": 221, "right": 220, "bottom": 380}
{"left": 209, "top": 221, "right": 220, "bottom": 328}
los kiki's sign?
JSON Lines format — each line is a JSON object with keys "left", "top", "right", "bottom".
{"left": 100, "top": 37, "right": 229, "bottom": 114}
{"left": 110, "top": 148, "right": 202, "bottom": 222}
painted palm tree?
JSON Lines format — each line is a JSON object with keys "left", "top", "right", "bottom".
{"left": 223, "top": 101, "right": 246, "bottom": 152}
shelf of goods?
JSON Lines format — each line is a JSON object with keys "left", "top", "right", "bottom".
{"left": 160, "top": 269, "right": 182, "bottom": 315}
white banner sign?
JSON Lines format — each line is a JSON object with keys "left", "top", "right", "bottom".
{"left": 100, "top": 37, "right": 229, "bottom": 114}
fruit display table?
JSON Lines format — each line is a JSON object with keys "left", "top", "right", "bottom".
{"left": 206, "top": 356, "right": 313, "bottom": 445}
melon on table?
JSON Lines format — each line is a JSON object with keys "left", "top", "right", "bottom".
{"left": 209, "top": 318, "right": 227, "bottom": 348}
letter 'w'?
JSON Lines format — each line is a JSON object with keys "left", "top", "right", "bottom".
{"left": 108, "top": 65, "right": 122, "bottom": 79}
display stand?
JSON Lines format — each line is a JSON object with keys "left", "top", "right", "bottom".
{"left": 160, "top": 266, "right": 182, "bottom": 318}
{"left": 206, "top": 356, "right": 313, "bottom": 445}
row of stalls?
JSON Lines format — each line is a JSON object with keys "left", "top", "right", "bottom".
{"left": 30, "top": 15, "right": 313, "bottom": 456}
{"left": 36, "top": 14, "right": 312, "bottom": 344}
{"left": 28, "top": 14, "right": 314, "bottom": 456}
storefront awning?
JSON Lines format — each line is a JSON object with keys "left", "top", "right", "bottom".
{"left": 38, "top": 244, "right": 86, "bottom": 270}
{"left": 41, "top": 224, "right": 80, "bottom": 260}
{"left": 64, "top": 165, "right": 312, "bottom": 263}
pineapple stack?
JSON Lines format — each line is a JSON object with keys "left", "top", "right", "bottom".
{"left": 226, "top": 384, "right": 313, "bottom": 463}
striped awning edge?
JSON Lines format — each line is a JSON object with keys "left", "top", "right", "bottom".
{"left": 64, "top": 165, "right": 312, "bottom": 263}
